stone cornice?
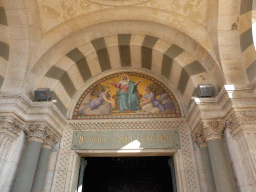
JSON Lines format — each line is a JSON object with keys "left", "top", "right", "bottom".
{"left": 0, "top": 115, "right": 24, "bottom": 140}
{"left": 187, "top": 87, "right": 231, "bottom": 132}
{"left": 0, "top": 92, "right": 67, "bottom": 137}
{"left": 187, "top": 82, "right": 256, "bottom": 134}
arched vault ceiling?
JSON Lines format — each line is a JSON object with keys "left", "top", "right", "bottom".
{"left": 23, "top": 31, "right": 224, "bottom": 116}
{"left": 37, "top": 0, "right": 208, "bottom": 33}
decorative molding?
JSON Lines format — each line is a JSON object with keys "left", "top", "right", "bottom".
{"left": 180, "top": 123, "right": 199, "bottom": 191}
{"left": 225, "top": 111, "right": 256, "bottom": 136}
{"left": 69, "top": 119, "right": 184, "bottom": 130}
{"left": 0, "top": 116, "right": 23, "bottom": 140}
{"left": 0, "top": 93, "right": 67, "bottom": 136}
{"left": 51, "top": 126, "right": 73, "bottom": 191}
{"left": 51, "top": 120, "right": 200, "bottom": 191}
{"left": 201, "top": 120, "right": 225, "bottom": 141}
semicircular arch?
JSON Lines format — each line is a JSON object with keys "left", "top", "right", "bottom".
{"left": 28, "top": 7, "right": 219, "bottom": 72}
{"left": 30, "top": 32, "right": 224, "bottom": 118}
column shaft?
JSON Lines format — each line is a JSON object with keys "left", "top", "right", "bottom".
{"left": 31, "top": 147, "right": 51, "bottom": 192}
{"left": 200, "top": 146, "right": 216, "bottom": 192}
{"left": 207, "top": 138, "right": 236, "bottom": 192}
{"left": 12, "top": 141, "right": 42, "bottom": 192}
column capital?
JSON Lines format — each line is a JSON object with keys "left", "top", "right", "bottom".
{"left": 201, "top": 120, "right": 225, "bottom": 141}
{"left": 42, "top": 129, "right": 59, "bottom": 150}
{"left": 24, "top": 124, "right": 47, "bottom": 143}
{"left": 226, "top": 111, "right": 256, "bottom": 136}
{"left": 24, "top": 123, "right": 60, "bottom": 147}
{"left": 193, "top": 127, "right": 207, "bottom": 148}
{"left": 0, "top": 115, "right": 23, "bottom": 139}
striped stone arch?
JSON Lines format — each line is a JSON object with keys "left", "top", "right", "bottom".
{"left": 0, "top": 0, "right": 41, "bottom": 93}
{"left": 240, "top": 0, "right": 256, "bottom": 81}
{"left": 38, "top": 34, "right": 223, "bottom": 116}
{"left": 0, "top": 4, "right": 9, "bottom": 89}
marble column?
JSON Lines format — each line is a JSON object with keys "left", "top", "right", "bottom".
{"left": 202, "top": 120, "right": 236, "bottom": 192}
{"left": 12, "top": 124, "right": 47, "bottom": 192}
{"left": 194, "top": 131, "right": 216, "bottom": 192}
{"left": 31, "top": 131, "right": 58, "bottom": 192}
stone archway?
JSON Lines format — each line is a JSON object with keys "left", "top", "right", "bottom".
{"left": 50, "top": 71, "right": 200, "bottom": 192}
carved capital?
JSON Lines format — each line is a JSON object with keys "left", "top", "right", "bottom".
{"left": 42, "top": 129, "right": 59, "bottom": 150}
{"left": 24, "top": 124, "right": 47, "bottom": 143}
{"left": 0, "top": 116, "right": 23, "bottom": 139}
{"left": 193, "top": 128, "right": 207, "bottom": 148}
{"left": 225, "top": 111, "right": 256, "bottom": 136}
{"left": 201, "top": 120, "right": 225, "bottom": 141}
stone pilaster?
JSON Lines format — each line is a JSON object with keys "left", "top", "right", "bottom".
{"left": 200, "top": 120, "right": 236, "bottom": 192}
{"left": 226, "top": 111, "right": 256, "bottom": 191}
{"left": 0, "top": 116, "right": 23, "bottom": 185}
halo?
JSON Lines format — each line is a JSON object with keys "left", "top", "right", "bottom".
{"left": 120, "top": 73, "right": 129, "bottom": 80}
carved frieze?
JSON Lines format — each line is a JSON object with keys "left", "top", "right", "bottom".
{"left": 225, "top": 111, "right": 256, "bottom": 136}
{"left": 0, "top": 116, "right": 23, "bottom": 139}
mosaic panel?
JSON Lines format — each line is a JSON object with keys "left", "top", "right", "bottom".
{"left": 73, "top": 72, "right": 181, "bottom": 119}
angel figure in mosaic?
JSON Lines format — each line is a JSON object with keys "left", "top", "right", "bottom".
{"left": 77, "top": 85, "right": 115, "bottom": 115}
{"left": 140, "top": 83, "right": 175, "bottom": 113}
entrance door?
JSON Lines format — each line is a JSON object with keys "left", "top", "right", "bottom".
{"left": 82, "top": 156, "right": 174, "bottom": 192}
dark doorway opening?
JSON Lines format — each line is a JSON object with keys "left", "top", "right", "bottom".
{"left": 82, "top": 156, "right": 174, "bottom": 192}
